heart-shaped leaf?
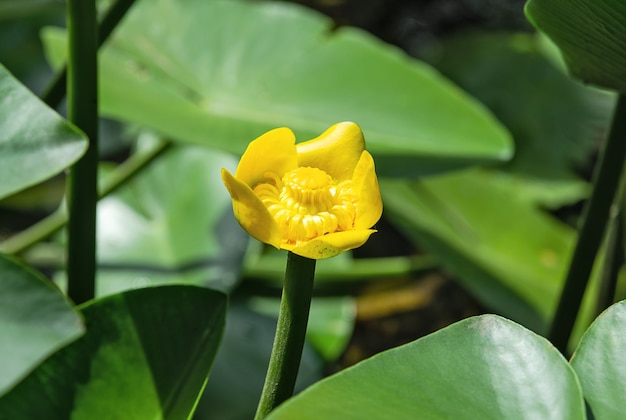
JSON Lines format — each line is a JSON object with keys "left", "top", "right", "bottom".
{"left": 42, "top": 0, "right": 512, "bottom": 177}
{"left": 571, "top": 300, "right": 626, "bottom": 419}
{"left": 525, "top": 0, "right": 626, "bottom": 93}
{"left": 268, "top": 315, "right": 585, "bottom": 419}
{"left": 0, "top": 285, "right": 226, "bottom": 419}
{"left": 0, "top": 254, "right": 84, "bottom": 397}
{"left": 0, "top": 63, "right": 86, "bottom": 200}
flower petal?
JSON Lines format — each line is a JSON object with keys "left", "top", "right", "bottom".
{"left": 221, "top": 168, "right": 282, "bottom": 248}
{"left": 296, "top": 122, "right": 365, "bottom": 181}
{"left": 352, "top": 151, "right": 383, "bottom": 230}
{"left": 290, "top": 229, "right": 376, "bottom": 259}
{"left": 236, "top": 127, "right": 298, "bottom": 187}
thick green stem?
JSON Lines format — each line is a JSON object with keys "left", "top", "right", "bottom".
{"left": 66, "top": 0, "right": 99, "bottom": 304}
{"left": 548, "top": 94, "right": 626, "bottom": 353}
{"left": 0, "top": 141, "right": 171, "bottom": 255}
{"left": 42, "top": 0, "right": 137, "bottom": 108}
{"left": 594, "top": 162, "right": 626, "bottom": 316}
{"left": 595, "top": 209, "right": 623, "bottom": 317}
{"left": 255, "top": 252, "right": 316, "bottom": 419}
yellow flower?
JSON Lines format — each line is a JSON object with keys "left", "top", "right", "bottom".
{"left": 221, "top": 122, "right": 382, "bottom": 259}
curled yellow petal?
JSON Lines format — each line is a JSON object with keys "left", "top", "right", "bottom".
{"left": 352, "top": 151, "right": 383, "bottom": 230}
{"left": 221, "top": 168, "right": 282, "bottom": 248}
{"left": 290, "top": 230, "right": 377, "bottom": 260}
{"left": 296, "top": 122, "right": 365, "bottom": 181}
{"left": 236, "top": 127, "right": 298, "bottom": 187}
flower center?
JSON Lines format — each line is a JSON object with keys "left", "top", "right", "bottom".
{"left": 254, "top": 167, "right": 357, "bottom": 245}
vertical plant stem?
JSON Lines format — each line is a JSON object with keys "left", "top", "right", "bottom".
{"left": 595, "top": 209, "right": 623, "bottom": 317}
{"left": 255, "top": 252, "right": 316, "bottom": 419}
{"left": 66, "top": 0, "right": 99, "bottom": 304}
{"left": 548, "top": 94, "right": 626, "bottom": 353}
{"left": 42, "top": 0, "right": 137, "bottom": 108}
{"left": 594, "top": 163, "right": 626, "bottom": 316}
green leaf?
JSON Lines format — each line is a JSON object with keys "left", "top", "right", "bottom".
{"left": 382, "top": 169, "right": 576, "bottom": 331}
{"left": 0, "top": 285, "right": 226, "bottom": 419}
{"left": 90, "top": 143, "right": 247, "bottom": 296}
{"left": 571, "top": 300, "right": 626, "bottom": 419}
{"left": 195, "top": 302, "right": 322, "bottom": 420}
{"left": 525, "top": 0, "right": 626, "bottom": 93}
{"left": 420, "top": 32, "right": 612, "bottom": 185}
{"left": 268, "top": 315, "right": 585, "bottom": 419}
{"left": 0, "top": 63, "right": 87, "bottom": 200}
{"left": 41, "top": 0, "right": 512, "bottom": 177}
{"left": 0, "top": 254, "right": 84, "bottom": 397}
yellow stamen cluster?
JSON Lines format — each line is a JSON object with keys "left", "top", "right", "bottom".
{"left": 254, "top": 167, "right": 357, "bottom": 245}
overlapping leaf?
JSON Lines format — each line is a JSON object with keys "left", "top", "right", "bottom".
{"left": 0, "top": 285, "right": 226, "bottom": 419}
{"left": 0, "top": 255, "right": 84, "bottom": 397}
{"left": 268, "top": 315, "right": 584, "bottom": 419}
{"left": 0, "top": 63, "right": 86, "bottom": 200}
{"left": 571, "top": 300, "right": 626, "bottom": 419}
{"left": 42, "top": 0, "right": 512, "bottom": 177}
{"left": 526, "top": 0, "right": 626, "bottom": 93}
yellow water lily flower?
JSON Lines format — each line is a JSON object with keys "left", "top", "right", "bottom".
{"left": 222, "top": 122, "right": 382, "bottom": 259}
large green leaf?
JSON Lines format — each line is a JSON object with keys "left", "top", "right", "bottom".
{"left": 42, "top": 0, "right": 512, "bottom": 177}
{"left": 382, "top": 169, "right": 576, "bottom": 332}
{"left": 525, "top": 0, "right": 626, "bottom": 93}
{"left": 383, "top": 170, "right": 604, "bottom": 345}
{"left": 571, "top": 300, "right": 626, "bottom": 419}
{"left": 0, "top": 63, "right": 86, "bottom": 200}
{"left": 420, "top": 32, "right": 612, "bottom": 184}
{"left": 0, "top": 254, "right": 84, "bottom": 397}
{"left": 268, "top": 315, "right": 585, "bottom": 419}
{"left": 0, "top": 285, "right": 226, "bottom": 419}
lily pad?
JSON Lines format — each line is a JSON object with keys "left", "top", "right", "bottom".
{"left": 0, "top": 63, "right": 86, "bottom": 200}
{"left": 268, "top": 315, "right": 584, "bottom": 419}
{"left": 571, "top": 300, "right": 626, "bottom": 419}
{"left": 525, "top": 0, "right": 626, "bottom": 93}
{"left": 0, "top": 285, "right": 227, "bottom": 419}
{"left": 42, "top": 0, "right": 512, "bottom": 177}
{"left": 0, "top": 254, "right": 84, "bottom": 397}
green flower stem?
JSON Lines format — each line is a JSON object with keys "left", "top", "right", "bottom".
{"left": 549, "top": 94, "right": 626, "bottom": 353}
{"left": 255, "top": 251, "right": 317, "bottom": 419}
{"left": 595, "top": 207, "right": 623, "bottom": 317}
{"left": 42, "top": 0, "right": 137, "bottom": 108}
{"left": 0, "top": 140, "right": 171, "bottom": 256}
{"left": 593, "top": 162, "right": 626, "bottom": 316}
{"left": 65, "top": 0, "right": 99, "bottom": 304}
